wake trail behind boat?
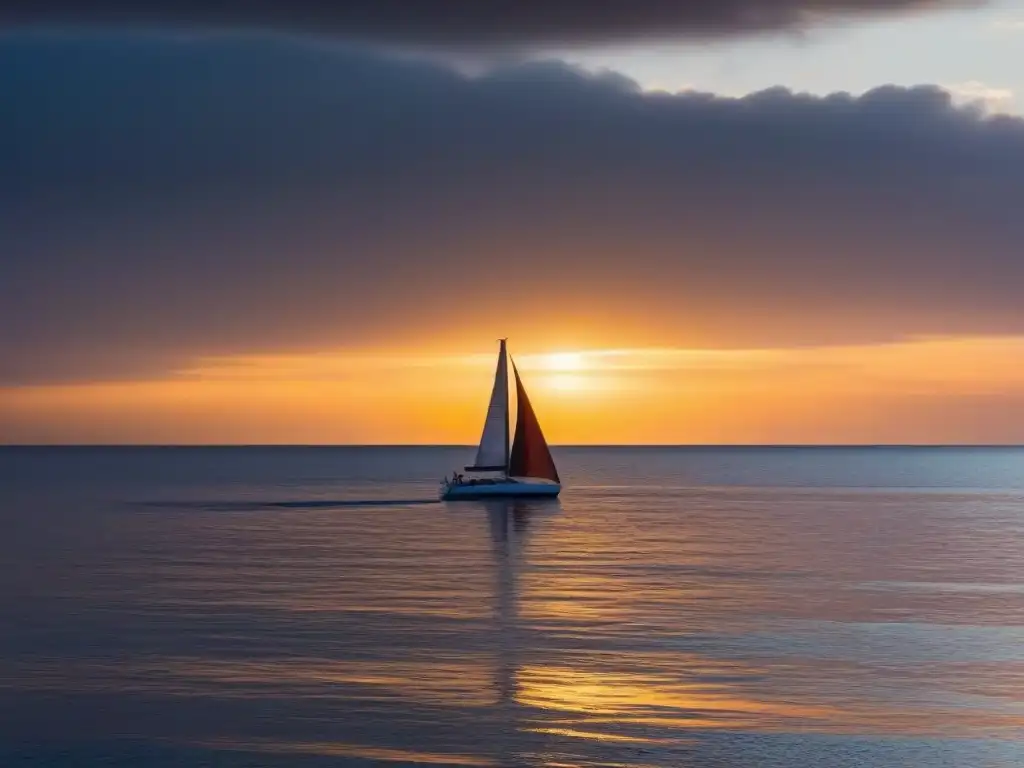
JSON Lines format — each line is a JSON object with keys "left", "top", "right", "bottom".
{"left": 142, "top": 498, "right": 441, "bottom": 512}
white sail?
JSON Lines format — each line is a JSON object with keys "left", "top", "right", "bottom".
{"left": 470, "top": 339, "right": 509, "bottom": 470}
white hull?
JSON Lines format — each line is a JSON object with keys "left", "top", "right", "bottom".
{"left": 440, "top": 477, "right": 561, "bottom": 501}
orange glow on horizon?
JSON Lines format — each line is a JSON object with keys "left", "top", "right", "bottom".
{"left": 3, "top": 335, "right": 1024, "bottom": 444}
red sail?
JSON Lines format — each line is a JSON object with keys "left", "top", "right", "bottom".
{"left": 508, "top": 361, "right": 560, "bottom": 483}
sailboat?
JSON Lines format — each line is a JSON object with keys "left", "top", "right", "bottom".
{"left": 440, "top": 339, "right": 562, "bottom": 500}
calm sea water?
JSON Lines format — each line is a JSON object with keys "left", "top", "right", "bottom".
{"left": 2, "top": 446, "right": 1024, "bottom": 767}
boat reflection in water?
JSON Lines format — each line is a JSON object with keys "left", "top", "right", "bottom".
{"left": 483, "top": 499, "right": 535, "bottom": 765}
{"left": 481, "top": 499, "right": 678, "bottom": 766}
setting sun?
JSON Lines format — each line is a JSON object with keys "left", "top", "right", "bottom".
{"left": 544, "top": 373, "right": 589, "bottom": 394}
{"left": 544, "top": 352, "right": 586, "bottom": 372}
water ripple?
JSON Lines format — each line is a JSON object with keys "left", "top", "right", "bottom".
{"left": 3, "top": 447, "right": 1024, "bottom": 766}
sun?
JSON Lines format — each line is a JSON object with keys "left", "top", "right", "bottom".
{"left": 545, "top": 352, "right": 585, "bottom": 371}
{"left": 547, "top": 373, "right": 586, "bottom": 393}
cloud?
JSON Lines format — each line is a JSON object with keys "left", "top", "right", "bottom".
{"left": 0, "top": 1, "right": 984, "bottom": 47}
{"left": 990, "top": 19, "right": 1024, "bottom": 31}
{"left": 3, "top": 34, "right": 1024, "bottom": 385}
{"left": 944, "top": 81, "right": 1015, "bottom": 114}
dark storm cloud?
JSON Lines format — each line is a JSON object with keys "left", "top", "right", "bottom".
{"left": 3, "top": 34, "right": 1024, "bottom": 384}
{"left": 0, "top": 1, "right": 982, "bottom": 46}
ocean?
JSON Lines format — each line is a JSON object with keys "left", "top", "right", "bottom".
{"left": 2, "top": 446, "right": 1023, "bottom": 767}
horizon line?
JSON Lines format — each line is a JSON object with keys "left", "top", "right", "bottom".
{"left": 2, "top": 443, "right": 1023, "bottom": 449}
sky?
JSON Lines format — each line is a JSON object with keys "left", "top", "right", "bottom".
{"left": 3, "top": 1, "right": 1024, "bottom": 444}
